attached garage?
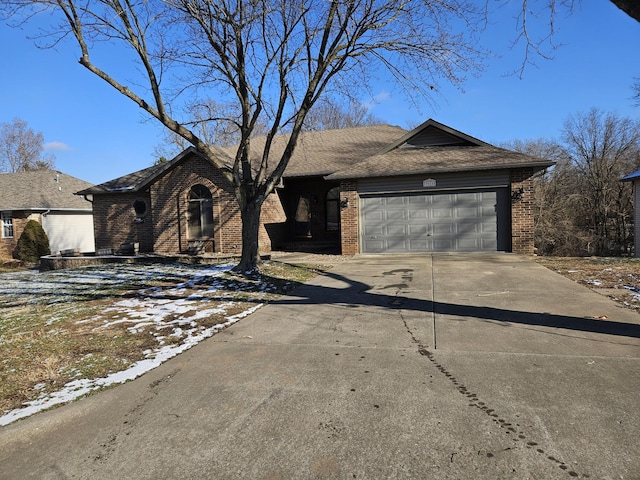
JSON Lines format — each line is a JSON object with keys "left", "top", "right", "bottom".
{"left": 325, "top": 119, "right": 554, "bottom": 255}
{"left": 361, "top": 190, "right": 502, "bottom": 253}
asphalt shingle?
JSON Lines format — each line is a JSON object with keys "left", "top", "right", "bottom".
{"left": 0, "top": 170, "right": 94, "bottom": 210}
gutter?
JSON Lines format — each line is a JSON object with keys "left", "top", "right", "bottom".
{"left": 0, "top": 207, "right": 93, "bottom": 213}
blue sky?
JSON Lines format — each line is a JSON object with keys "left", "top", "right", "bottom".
{"left": 1, "top": 1, "right": 638, "bottom": 185}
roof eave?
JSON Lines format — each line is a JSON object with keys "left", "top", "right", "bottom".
{"left": 326, "top": 161, "right": 555, "bottom": 181}
{"left": 0, "top": 207, "right": 93, "bottom": 213}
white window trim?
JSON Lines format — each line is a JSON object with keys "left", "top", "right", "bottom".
{"left": 1, "top": 212, "right": 14, "bottom": 238}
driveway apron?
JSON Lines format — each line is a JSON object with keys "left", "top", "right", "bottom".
{"left": 1, "top": 253, "right": 639, "bottom": 480}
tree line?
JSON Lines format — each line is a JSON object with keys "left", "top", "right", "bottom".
{"left": 505, "top": 108, "right": 640, "bottom": 257}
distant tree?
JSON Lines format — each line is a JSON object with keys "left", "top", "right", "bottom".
{"left": 0, "top": 118, "right": 55, "bottom": 173}
{"left": 15, "top": 219, "right": 50, "bottom": 262}
{"left": 303, "top": 98, "right": 383, "bottom": 131}
{"left": 502, "top": 139, "right": 581, "bottom": 255}
{"left": 153, "top": 100, "right": 270, "bottom": 164}
{"left": 506, "top": 112, "right": 640, "bottom": 257}
{"left": 561, "top": 109, "right": 640, "bottom": 255}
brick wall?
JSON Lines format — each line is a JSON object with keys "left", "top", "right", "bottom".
{"left": 151, "top": 155, "right": 234, "bottom": 254}
{"left": 90, "top": 153, "right": 287, "bottom": 256}
{"left": 511, "top": 167, "right": 535, "bottom": 254}
{"left": 339, "top": 180, "right": 359, "bottom": 255}
{"left": 0, "top": 212, "right": 30, "bottom": 259}
{"left": 149, "top": 153, "right": 286, "bottom": 254}
{"left": 261, "top": 190, "right": 288, "bottom": 250}
{"left": 92, "top": 193, "right": 154, "bottom": 252}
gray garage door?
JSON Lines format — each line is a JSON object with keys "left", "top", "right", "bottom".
{"left": 361, "top": 191, "right": 497, "bottom": 253}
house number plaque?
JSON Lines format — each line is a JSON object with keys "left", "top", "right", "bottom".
{"left": 422, "top": 178, "right": 437, "bottom": 188}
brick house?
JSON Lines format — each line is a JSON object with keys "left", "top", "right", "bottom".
{"left": 78, "top": 119, "right": 553, "bottom": 256}
{"left": 0, "top": 170, "right": 95, "bottom": 259}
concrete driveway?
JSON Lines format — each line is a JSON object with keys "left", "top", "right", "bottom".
{"left": 1, "top": 254, "right": 639, "bottom": 479}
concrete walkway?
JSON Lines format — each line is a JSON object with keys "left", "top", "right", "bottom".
{"left": 1, "top": 254, "right": 639, "bottom": 479}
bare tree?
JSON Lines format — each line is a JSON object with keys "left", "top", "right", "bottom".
{"left": 303, "top": 98, "right": 383, "bottom": 131}
{"left": 4, "top": 0, "right": 495, "bottom": 270}
{"left": 0, "top": 118, "right": 55, "bottom": 173}
{"left": 502, "top": 139, "right": 581, "bottom": 255}
{"left": 561, "top": 109, "right": 640, "bottom": 255}
{"left": 154, "top": 99, "right": 270, "bottom": 163}
{"left": 5, "top": 0, "right": 601, "bottom": 269}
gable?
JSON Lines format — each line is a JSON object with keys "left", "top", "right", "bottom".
{"left": 404, "top": 125, "right": 475, "bottom": 147}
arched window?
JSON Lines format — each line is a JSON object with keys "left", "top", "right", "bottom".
{"left": 326, "top": 187, "right": 340, "bottom": 231}
{"left": 188, "top": 185, "right": 214, "bottom": 238}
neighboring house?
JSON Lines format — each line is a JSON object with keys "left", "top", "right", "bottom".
{"left": 0, "top": 171, "right": 95, "bottom": 259}
{"left": 78, "top": 119, "right": 554, "bottom": 256}
{"left": 621, "top": 169, "right": 640, "bottom": 257}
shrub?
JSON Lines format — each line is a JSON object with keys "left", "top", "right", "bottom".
{"left": 15, "top": 220, "right": 50, "bottom": 262}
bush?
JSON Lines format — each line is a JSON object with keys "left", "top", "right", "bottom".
{"left": 15, "top": 220, "right": 50, "bottom": 262}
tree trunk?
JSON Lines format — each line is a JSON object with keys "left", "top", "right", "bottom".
{"left": 234, "top": 199, "right": 263, "bottom": 273}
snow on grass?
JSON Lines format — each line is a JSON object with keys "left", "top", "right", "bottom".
{"left": 0, "top": 262, "right": 271, "bottom": 427}
{"left": 0, "top": 304, "right": 261, "bottom": 426}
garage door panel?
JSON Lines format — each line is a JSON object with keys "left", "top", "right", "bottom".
{"left": 408, "top": 195, "right": 430, "bottom": 205}
{"left": 432, "top": 208, "right": 454, "bottom": 219}
{"left": 387, "top": 225, "right": 408, "bottom": 236}
{"left": 409, "top": 239, "right": 431, "bottom": 250}
{"left": 384, "top": 196, "right": 407, "bottom": 206}
{"left": 361, "top": 191, "right": 498, "bottom": 253}
{"left": 387, "top": 210, "right": 408, "bottom": 220}
{"left": 363, "top": 225, "right": 385, "bottom": 236}
{"left": 362, "top": 209, "right": 385, "bottom": 222}
{"left": 432, "top": 238, "right": 455, "bottom": 250}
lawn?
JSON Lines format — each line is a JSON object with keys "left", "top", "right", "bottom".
{"left": 0, "top": 260, "right": 324, "bottom": 426}
{"left": 534, "top": 256, "right": 640, "bottom": 312}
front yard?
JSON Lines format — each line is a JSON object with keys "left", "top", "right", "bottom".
{"left": 4, "top": 255, "right": 640, "bottom": 427}
{"left": 0, "top": 260, "right": 324, "bottom": 426}
{"left": 534, "top": 256, "right": 640, "bottom": 311}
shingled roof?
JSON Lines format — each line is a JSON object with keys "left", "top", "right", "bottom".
{"left": 326, "top": 119, "right": 554, "bottom": 180}
{"left": 237, "top": 124, "right": 407, "bottom": 177}
{"left": 78, "top": 119, "right": 553, "bottom": 193}
{"left": 79, "top": 125, "right": 407, "bottom": 194}
{"left": 0, "top": 170, "right": 94, "bottom": 211}
{"left": 76, "top": 148, "right": 201, "bottom": 195}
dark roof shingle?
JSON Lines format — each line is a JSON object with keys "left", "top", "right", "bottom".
{"left": 325, "top": 144, "right": 554, "bottom": 180}
{"left": 0, "top": 170, "right": 94, "bottom": 210}
{"left": 76, "top": 120, "right": 554, "bottom": 193}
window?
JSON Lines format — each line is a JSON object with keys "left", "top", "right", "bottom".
{"left": 133, "top": 199, "right": 147, "bottom": 216}
{"left": 187, "top": 185, "right": 214, "bottom": 238}
{"left": 326, "top": 187, "right": 340, "bottom": 231}
{"left": 1, "top": 212, "right": 13, "bottom": 238}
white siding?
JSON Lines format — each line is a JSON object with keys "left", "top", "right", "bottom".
{"left": 41, "top": 212, "right": 95, "bottom": 254}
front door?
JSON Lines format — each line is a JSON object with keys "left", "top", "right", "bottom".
{"left": 294, "top": 195, "right": 312, "bottom": 237}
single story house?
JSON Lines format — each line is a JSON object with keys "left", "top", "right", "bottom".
{"left": 77, "top": 119, "right": 553, "bottom": 256}
{"left": 0, "top": 170, "right": 95, "bottom": 259}
{"left": 621, "top": 169, "right": 640, "bottom": 257}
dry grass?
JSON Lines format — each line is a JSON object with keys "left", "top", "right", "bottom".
{"left": 534, "top": 256, "right": 640, "bottom": 312}
{"left": 0, "top": 260, "right": 325, "bottom": 414}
